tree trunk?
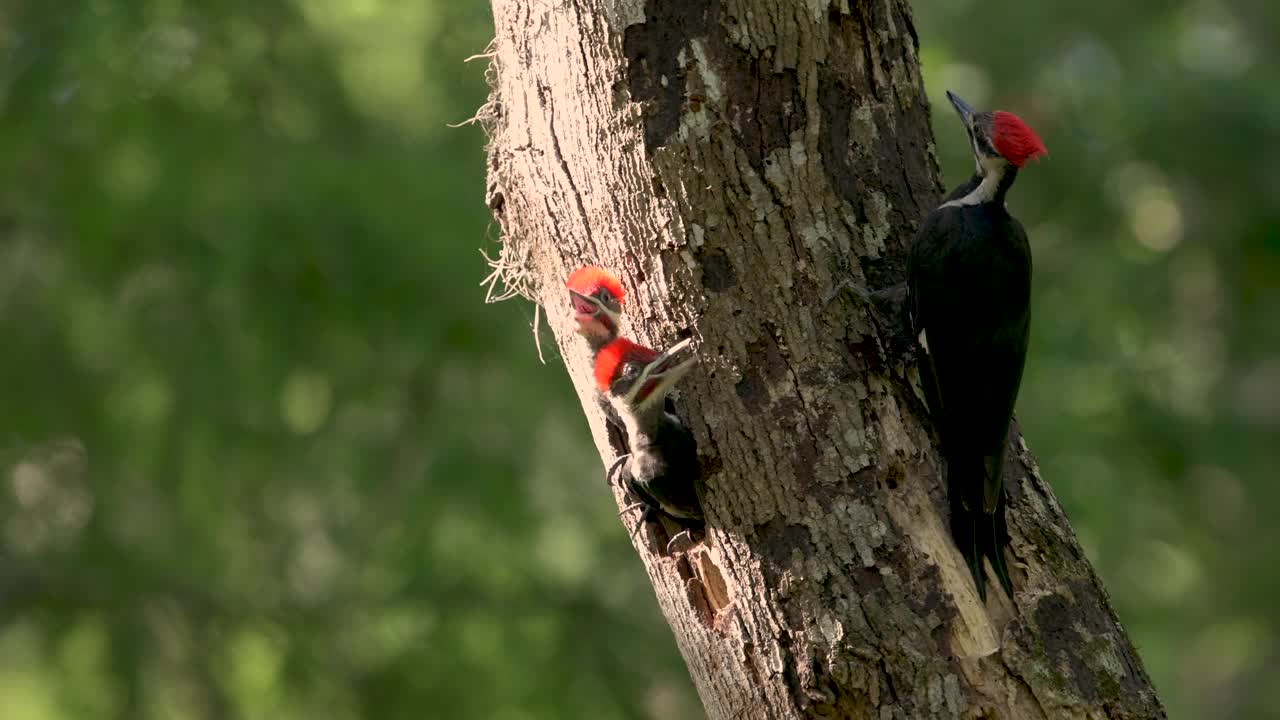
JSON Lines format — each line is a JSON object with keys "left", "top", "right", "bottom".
{"left": 481, "top": 0, "right": 1165, "bottom": 717}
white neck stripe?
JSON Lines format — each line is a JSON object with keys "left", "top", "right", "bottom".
{"left": 939, "top": 156, "right": 1007, "bottom": 209}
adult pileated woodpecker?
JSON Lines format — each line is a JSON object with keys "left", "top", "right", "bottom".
{"left": 909, "top": 91, "right": 1047, "bottom": 601}
{"left": 593, "top": 335, "right": 703, "bottom": 536}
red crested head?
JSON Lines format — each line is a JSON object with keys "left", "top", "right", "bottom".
{"left": 565, "top": 266, "right": 625, "bottom": 306}
{"left": 595, "top": 336, "right": 697, "bottom": 408}
{"left": 593, "top": 337, "right": 658, "bottom": 392}
{"left": 567, "top": 266, "right": 625, "bottom": 345}
{"left": 991, "top": 111, "right": 1047, "bottom": 169}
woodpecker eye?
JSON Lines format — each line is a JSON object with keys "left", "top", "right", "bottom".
{"left": 593, "top": 289, "right": 620, "bottom": 310}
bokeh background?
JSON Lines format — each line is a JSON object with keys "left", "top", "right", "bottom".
{"left": 1, "top": 0, "right": 1275, "bottom": 718}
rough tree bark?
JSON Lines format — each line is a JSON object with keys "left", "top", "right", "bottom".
{"left": 481, "top": 0, "right": 1165, "bottom": 718}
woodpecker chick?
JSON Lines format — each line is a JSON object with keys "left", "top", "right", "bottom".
{"left": 566, "top": 266, "right": 625, "bottom": 352}
{"left": 594, "top": 336, "right": 703, "bottom": 536}
{"left": 566, "top": 266, "right": 631, "bottom": 434}
{"left": 908, "top": 90, "right": 1046, "bottom": 602}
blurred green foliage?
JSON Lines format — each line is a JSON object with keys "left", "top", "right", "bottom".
{"left": 0, "top": 0, "right": 1274, "bottom": 718}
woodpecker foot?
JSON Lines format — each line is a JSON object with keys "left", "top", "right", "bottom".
{"left": 822, "top": 280, "right": 871, "bottom": 311}
{"left": 666, "top": 529, "right": 698, "bottom": 555}
{"left": 618, "top": 501, "right": 647, "bottom": 538}
{"left": 605, "top": 454, "right": 631, "bottom": 489}
{"left": 619, "top": 502, "right": 656, "bottom": 541}
{"left": 824, "top": 281, "right": 909, "bottom": 325}
{"left": 825, "top": 281, "right": 918, "bottom": 364}
{"left": 612, "top": 459, "right": 651, "bottom": 540}
{"left": 818, "top": 231, "right": 905, "bottom": 313}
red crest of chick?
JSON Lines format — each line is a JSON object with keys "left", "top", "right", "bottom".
{"left": 566, "top": 266, "right": 625, "bottom": 345}
{"left": 565, "top": 266, "right": 625, "bottom": 306}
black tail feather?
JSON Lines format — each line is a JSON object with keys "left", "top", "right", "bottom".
{"left": 948, "top": 465, "right": 1013, "bottom": 601}
{"left": 949, "top": 498, "right": 985, "bottom": 601}
{"left": 985, "top": 501, "right": 1014, "bottom": 599}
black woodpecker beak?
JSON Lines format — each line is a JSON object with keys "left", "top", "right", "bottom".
{"left": 946, "top": 90, "right": 976, "bottom": 128}
{"left": 624, "top": 338, "right": 697, "bottom": 409}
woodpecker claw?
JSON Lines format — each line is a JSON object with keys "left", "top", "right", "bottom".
{"left": 822, "top": 270, "right": 910, "bottom": 318}
{"left": 629, "top": 518, "right": 647, "bottom": 541}
{"left": 625, "top": 505, "right": 657, "bottom": 541}
{"left": 610, "top": 458, "right": 658, "bottom": 542}
{"left": 665, "top": 529, "right": 697, "bottom": 555}
{"left": 605, "top": 454, "right": 631, "bottom": 488}
{"left": 618, "top": 501, "right": 647, "bottom": 518}
{"left": 822, "top": 280, "right": 872, "bottom": 311}
{"left": 824, "top": 280, "right": 918, "bottom": 369}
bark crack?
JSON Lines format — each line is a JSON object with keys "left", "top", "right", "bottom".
{"left": 855, "top": 6, "right": 881, "bottom": 103}
{"left": 545, "top": 98, "right": 595, "bottom": 246}
{"left": 999, "top": 651, "right": 1053, "bottom": 720}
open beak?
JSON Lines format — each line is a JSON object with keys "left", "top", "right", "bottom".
{"left": 946, "top": 90, "right": 975, "bottom": 128}
{"left": 626, "top": 338, "right": 697, "bottom": 409}
{"left": 568, "top": 289, "right": 598, "bottom": 311}
{"left": 569, "top": 289, "right": 602, "bottom": 321}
